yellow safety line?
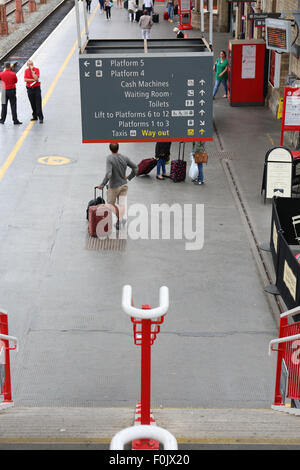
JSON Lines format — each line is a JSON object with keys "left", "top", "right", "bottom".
{"left": 0, "top": 4, "right": 99, "bottom": 181}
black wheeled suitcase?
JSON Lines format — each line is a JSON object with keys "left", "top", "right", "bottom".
{"left": 170, "top": 142, "right": 186, "bottom": 182}
{"left": 86, "top": 186, "right": 105, "bottom": 220}
{"left": 152, "top": 12, "right": 159, "bottom": 22}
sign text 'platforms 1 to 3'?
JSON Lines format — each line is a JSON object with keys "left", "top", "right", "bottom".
{"left": 79, "top": 53, "right": 213, "bottom": 143}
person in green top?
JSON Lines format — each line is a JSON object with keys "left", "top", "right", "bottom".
{"left": 213, "top": 50, "right": 229, "bottom": 99}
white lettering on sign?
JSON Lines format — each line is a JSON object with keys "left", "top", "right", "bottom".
{"left": 285, "top": 92, "right": 300, "bottom": 127}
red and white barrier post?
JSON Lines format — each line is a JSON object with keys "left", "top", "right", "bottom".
{"left": 0, "top": 312, "right": 18, "bottom": 407}
{"left": 110, "top": 285, "right": 178, "bottom": 451}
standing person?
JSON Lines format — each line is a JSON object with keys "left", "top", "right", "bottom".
{"left": 24, "top": 60, "right": 44, "bottom": 123}
{"left": 86, "top": 0, "right": 92, "bottom": 12}
{"left": 155, "top": 141, "right": 171, "bottom": 180}
{"left": 213, "top": 50, "right": 229, "bottom": 99}
{"left": 191, "top": 141, "right": 206, "bottom": 185}
{"left": 166, "top": 0, "right": 174, "bottom": 22}
{"left": 139, "top": 10, "right": 153, "bottom": 39}
{"left": 0, "top": 62, "right": 22, "bottom": 125}
{"left": 104, "top": 0, "right": 112, "bottom": 19}
{"left": 143, "top": 0, "right": 153, "bottom": 15}
{"left": 97, "top": 143, "right": 138, "bottom": 229}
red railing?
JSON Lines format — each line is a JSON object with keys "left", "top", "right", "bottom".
{"left": 269, "top": 306, "right": 300, "bottom": 410}
{"left": 0, "top": 312, "right": 18, "bottom": 407}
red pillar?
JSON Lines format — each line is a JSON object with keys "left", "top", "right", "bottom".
{"left": 0, "top": 4, "right": 8, "bottom": 36}
{"left": 15, "top": 0, "right": 24, "bottom": 23}
{"left": 28, "top": 0, "right": 36, "bottom": 13}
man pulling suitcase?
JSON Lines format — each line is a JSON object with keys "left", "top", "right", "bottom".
{"left": 97, "top": 143, "right": 138, "bottom": 230}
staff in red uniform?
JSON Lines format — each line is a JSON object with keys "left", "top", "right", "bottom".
{"left": 0, "top": 62, "right": 22, "bottom": 125}
{"left": 24, "top": 60, "right": 44, "bottom": 123}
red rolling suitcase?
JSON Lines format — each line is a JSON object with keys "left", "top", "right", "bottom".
{"left": 164, "top": 10, "right": 168, "bottom": 19}
{"left": 88, "top": 187, "right": 113, "bottom": 237}
{"left": 170, "top": 142, "right": 186, "bottom": 182}
{"left": 137, "top": 158, "right": 157, "bottom": 176}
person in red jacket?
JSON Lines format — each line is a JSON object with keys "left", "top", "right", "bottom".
{"left": 24, "top": 60, "right": 44, "bottom": 123}
{"left": 0, "top": 62, "right": 22, "bottom": 125}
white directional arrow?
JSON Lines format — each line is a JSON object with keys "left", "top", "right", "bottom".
{"left": 199, "top": 90, "right": 205, "bottom": 96}
{"left": 199, "top": 100, "right": 205, "bottom": 106}
{"left": 199, "top": 121, "right": 205, "bottom": 126}
{"left": 199, "top": 109, "right": 205, "bottom": 115}
{"left": 85, "top": 71, "right": 90, "bottom": 78}
{"left": 199, "top": 79, "right": 205, "bottom": 85}
{"left": 84, "top": 61, "right": 90, "bottom": 67}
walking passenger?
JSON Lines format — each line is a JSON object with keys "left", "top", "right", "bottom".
{"left": 97, "top": 143, "right": 138, "bottom": 229}
{"left": 104, "top": 0, "right": 112, "bottom": 18}
{"left": 128, "top": 0, "right": 137, "bottom": 21}
{"left": 166, "top": 0, "right": 174, "bottom": 22}
{"left": 213, "top": 50, "right": 229, "bottom": 99}
{"left": 0, "top": 62, "right": 22, "bottom": 125}
{"left": 24, "top": 60, "right": 44, "bottom": 123}
{"left": 86, "top": 0, "right": 92, "bottom": 11}
{"left": 99, "top": 0, "right": 104, "bottom": 12}
{"left": 139, "top": 10, "right": 153, "bottom": 39}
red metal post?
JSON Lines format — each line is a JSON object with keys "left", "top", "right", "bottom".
{"left": 273, "top": 315, "right": 288, "bottom": 407}
{"left": 0, "top": 313, "right": 13, "bottom": 403}
{"left": 140, "top": 313, "right": 151, "bottom": 425}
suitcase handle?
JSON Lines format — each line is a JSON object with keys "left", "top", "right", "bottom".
{"left": 178, "top": 142, "right": 185, "bottom": 161}
{"left": 94, "top": 186, "right": 104, "bottom": 200}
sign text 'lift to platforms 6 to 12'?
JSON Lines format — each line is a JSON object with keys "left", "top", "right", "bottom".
{"left": 79, "top": 53, "right": 213, "bottom": 143}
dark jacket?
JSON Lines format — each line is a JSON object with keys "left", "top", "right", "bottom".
{"left": 155, "top": 142, "right": 172, "bottom": 160}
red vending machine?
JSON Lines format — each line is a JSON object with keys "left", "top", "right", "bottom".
{"left": 227, "top": 39, "right": 266, "bottom": 106}
{"left": 178, "top": 0, "right": 192, "bottom": 30}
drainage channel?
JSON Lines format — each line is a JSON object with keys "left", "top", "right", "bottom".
{"left": 213, "top": 119, "right": 284, "bottom": 320}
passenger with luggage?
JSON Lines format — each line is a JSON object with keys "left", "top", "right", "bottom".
{"left": 0, "top": 62, "right": 22, "bottom": 125}
{"left": 191, "top": 141, "right": 207, "bottom": 185}
{"left": 155, "top": 142, "right": 171, "bottom": 180}
{"left": 138, "top": 10, "right": 153, "bottom": 39}
{"left": 97, "top": 143, "right": 138, "bottom": 229}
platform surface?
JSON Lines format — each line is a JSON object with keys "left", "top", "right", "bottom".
{"left": 0, "top": 1, "right": 293, "bottom": 445}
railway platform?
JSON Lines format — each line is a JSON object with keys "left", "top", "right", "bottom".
{"left": 0, "top": 0, "right": 298, "bottom": 450}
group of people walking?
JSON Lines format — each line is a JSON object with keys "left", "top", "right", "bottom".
{"left": 0, "top": 60, "right": 44, "bottom": 125}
